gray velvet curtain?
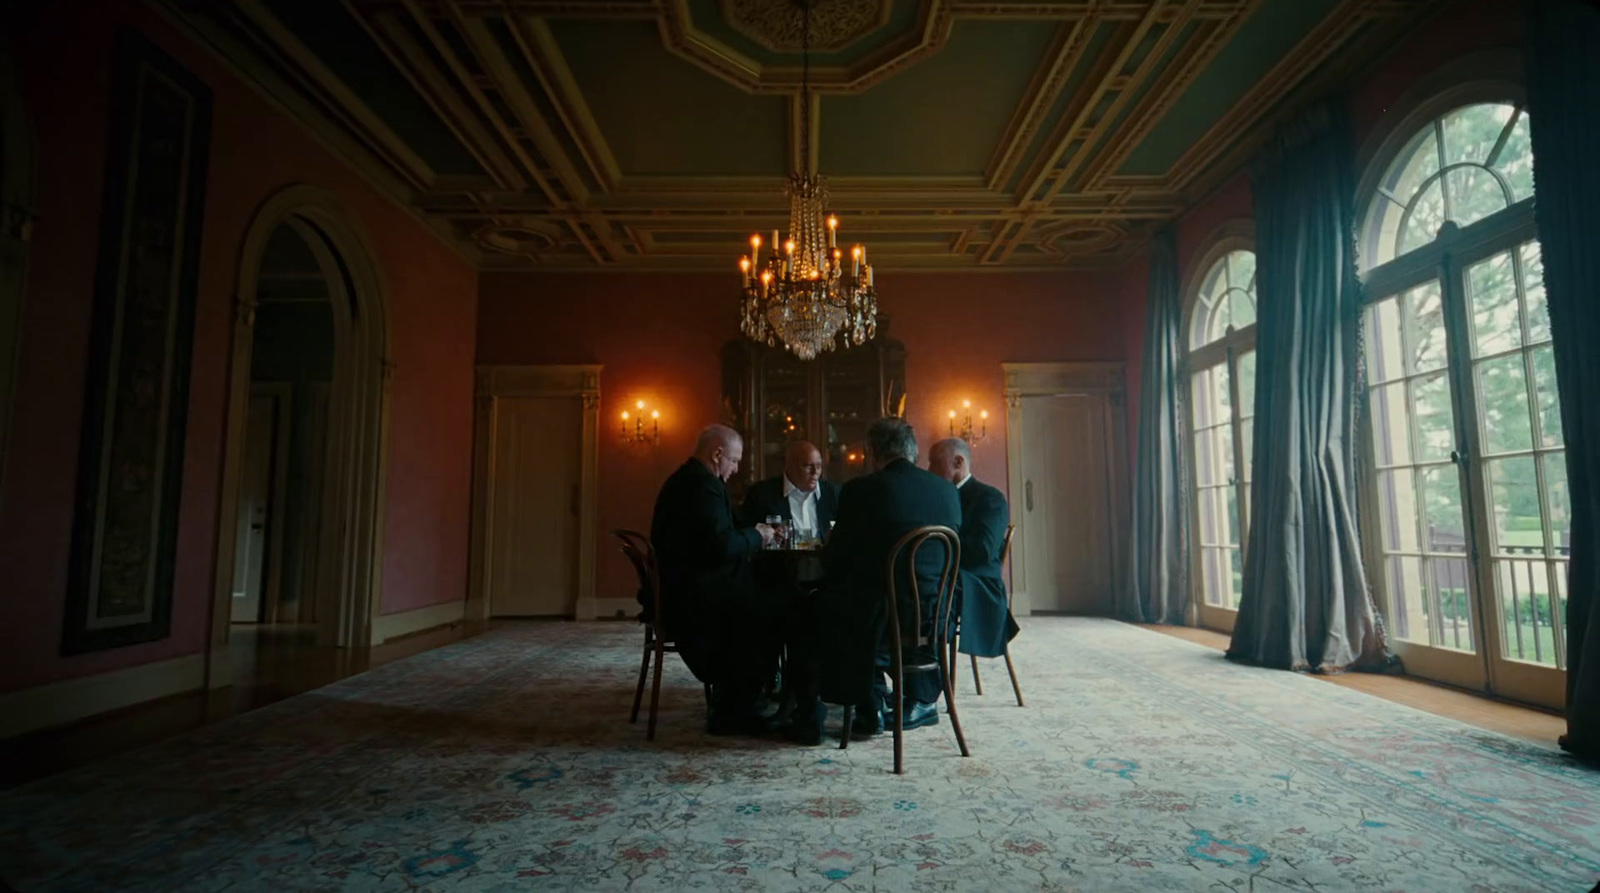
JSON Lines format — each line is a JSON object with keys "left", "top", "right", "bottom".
{"left": 1226, "top": 102, "right": 1391, "bottom": 673}
{"left": 1119, "top": 229, "right": 1189, "bottom": 624}
{"left": 1525, "top": 0, "right": 1600, "bottom": 762}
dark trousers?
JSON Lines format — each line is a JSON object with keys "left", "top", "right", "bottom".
{"left": 681, "top": 583, "right": 788, "bottom": 714}
{"left": 784, "top": 588, "right": 944, "bottom": 717}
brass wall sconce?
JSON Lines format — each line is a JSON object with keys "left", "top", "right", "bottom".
{"left": 948, "top": 400, "right": 988, "bottom": 446}
{"left": 621, "top": 400, "right": 660, "bottom": 446}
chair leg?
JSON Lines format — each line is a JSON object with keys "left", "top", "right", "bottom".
{"left": 945, "top": 639, "right": 959, "bottom": 702}
{"left": 839, "top": 704, "right": 852, "bottom": 750}
{"left": 630, "top": 629, "right": 653, "bottom": 724}
{"left": 970, "top": 653, "right": 984, "bottom": 696}
{"left": 1003, "top": 647, "right": 1024, "bottom": 707}
{"left": 646, "top": 640, "right": 666, "bottom": 741}
{"left": 943, "top": 659, "right": 971, "bottom": 758}
{"left": 892, "top": 671, "right": 905, "bottom": 775}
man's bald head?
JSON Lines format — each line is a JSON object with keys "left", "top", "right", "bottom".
{"left": 785, "top": 440, "right": 824, "bottom": 492}
{"left": 694, "top": 424, "right": 744, "bottom": 481}
{"left": 928, "top": 437, "right": 972, "bottom": 485}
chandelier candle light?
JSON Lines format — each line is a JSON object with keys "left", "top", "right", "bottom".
{"left": 738, "top": 1, "right": 877, "bottom": 361}
{"left": 949, "top": 400, "right": 988, "bottom": 446}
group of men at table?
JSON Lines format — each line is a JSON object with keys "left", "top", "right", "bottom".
{"left": 648, "top": 415, "right": 1019, "bottom": 745}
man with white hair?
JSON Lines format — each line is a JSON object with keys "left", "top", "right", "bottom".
{"left": 929, "top": 437, "right": 1020, "bottom": 661}
{"left": 650, "top": 424, "right": 779, "bottom": 735}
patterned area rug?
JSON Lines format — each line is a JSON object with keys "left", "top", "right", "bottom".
{"left": 2, "top": 618, "right": 1598, "bottom": 892}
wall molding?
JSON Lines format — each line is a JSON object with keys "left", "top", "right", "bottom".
{"left": 372, "top": 599, "right": 467, "bottom": 645}
{"left": 0, "top": 653, "right": 205, "bottom": 740}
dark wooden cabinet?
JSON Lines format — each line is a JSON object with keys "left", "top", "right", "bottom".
{"left": 721, "top": 326, "right": 906, "bottom": 496}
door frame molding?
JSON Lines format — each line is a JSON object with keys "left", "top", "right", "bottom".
{"left": 1002, "top": 362, "right": 1130, "bottom": 615}
{"left": 208, "top": 185, "right": 392, "bottom": 689}
{"left": 468, "top": 364, "right": 602, "bottom": 621}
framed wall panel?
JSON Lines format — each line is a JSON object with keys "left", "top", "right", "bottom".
{"left": 62, "top": 29, "right": 212, "bottom": 654}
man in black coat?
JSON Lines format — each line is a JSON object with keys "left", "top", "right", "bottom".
{"left": 649, "top": 424, "right": 779, "bottom": 734}
{"left": 739, "top": 440, "right": 840, "bottom": 537}
{"left": 929, "top": 437, "right": 1020, "bottom": 659}
{"left": 785, "top": 417, "right": 962, "bottom": 744}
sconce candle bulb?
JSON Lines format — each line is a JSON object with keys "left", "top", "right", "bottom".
{"left": 948, "top": 399, "right": 989, "bottom": 446}
{"left": 621, "top": 400, "right": 660, "bottom": 446}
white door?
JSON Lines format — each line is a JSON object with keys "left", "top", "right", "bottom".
{"left": 487, "top": 396, "right": 583, "bottom": 617}
{"left": 231, "top": 394, "right": 277, "bottom": 623}
{"left": 1019, "top": 393, "right": 1116, "bottom": 614}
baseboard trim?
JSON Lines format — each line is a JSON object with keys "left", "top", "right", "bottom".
{"left": 594, "top": 598, "right": 637, "bottom": 620}
{"left": 0, "top": 653, "right": 206, "bottom": 740}
{"left": 373, "top": 600, "right": 466, "bottom": 645}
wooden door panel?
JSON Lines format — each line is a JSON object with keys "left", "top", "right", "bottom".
{"left": 487, "top": 396, "right": 582, "bottom": 617}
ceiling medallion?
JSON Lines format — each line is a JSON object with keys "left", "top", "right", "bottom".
{"left": 472, "top": 221, "right": 560, "bottom": 262}
{"left": 738, "top": 3, "right": 878, "bottom": 361}
{"left": 721, "top": 0, "right": 890, "bottom": 54}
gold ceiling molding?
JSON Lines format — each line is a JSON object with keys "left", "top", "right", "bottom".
{"left": 721, "top": 0, "right": 892, "bottom": 53}
{"left": 159, "top": 0, "right": 1450, "bottom": 272}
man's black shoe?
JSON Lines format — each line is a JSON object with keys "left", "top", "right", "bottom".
{"left": 782, "top": 702, "right": 827, "bottom": 746}
{"left": 706, "top": 710, "right": 779, "bottom": 737}
{"left": 849, "top": 705, "right": 885, "bottom": 740}
{"left": 883, "top": 700, "right": 940, "bottom": 731}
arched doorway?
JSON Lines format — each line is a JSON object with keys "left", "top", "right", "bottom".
{"left": 207, "top": 186, "right": 390, "bottom": 692}
{"left": 0, "top": 39, "right": 34, "bottom": 501}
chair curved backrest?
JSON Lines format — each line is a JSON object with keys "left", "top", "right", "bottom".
{"left": 883, "top": 525, "right": 961, "bottom": 672}
{"left": 611, "top": 529, "right": 663, "bottom": 630}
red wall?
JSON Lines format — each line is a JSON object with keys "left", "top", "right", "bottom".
{"left": 0, "top": 1, "right": 477, "bottom": 694}
{"left": 477, "top": 270, "right": 1128, "bottom": 605}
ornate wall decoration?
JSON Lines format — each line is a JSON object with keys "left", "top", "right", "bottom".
{"left": 62, "top": 29, "right": 212, "bottom": 654}
{"left": 720, "top": 0, "right": 892, "bottom": 53}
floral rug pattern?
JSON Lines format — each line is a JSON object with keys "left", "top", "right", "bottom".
{"left": 2, "top": 618, "right": 1597, "bottom": 892}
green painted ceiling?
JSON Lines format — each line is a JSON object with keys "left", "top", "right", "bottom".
{"left": 203, "top": 0, "right": 1436, "bottom": 269}
{"left": 821, "top": 20, "right": 1058, "bottom": 177}
{"left": 549, "top": 20, "right": 789, "bottom": 177}
{"left": 263, "top": 0, "right": 484, "bottom": 177}
{"left": 1119, "top": 0, "right": 1345, "bottom": 175}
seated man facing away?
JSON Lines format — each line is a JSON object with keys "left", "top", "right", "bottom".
{"left": 928, "top": 437, "right": 1020, "bottom": 660}
{"left": 739, "top": 439, "right": 840, "bottom": 538}
{"left": 784, "top": 417, "right": 961, "bottom": 745}
{"left": 649, "top": 424, "right": 779, "bottom": 736}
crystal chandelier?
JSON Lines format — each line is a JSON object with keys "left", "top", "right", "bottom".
{"left": 738, "top": 1, "right": 877, "bottom": 361}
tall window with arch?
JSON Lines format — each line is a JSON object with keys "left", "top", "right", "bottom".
{"left": 1359, "top": 95, "right": 1566, "bottom": 706}
{"left": 1186, "top": 247, "right": 1256, "bottom": 617}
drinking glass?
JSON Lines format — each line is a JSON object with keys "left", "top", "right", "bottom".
{"left": 764, "top": 515, "right": 784, "bottom": 550}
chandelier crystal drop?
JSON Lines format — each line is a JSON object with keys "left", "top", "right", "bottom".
{"left": 738, "top": 1, "right": 877, "bottom": 361}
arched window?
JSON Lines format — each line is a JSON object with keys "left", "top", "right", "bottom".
{"left": 1358, "top": 89, "right": 1567, "bottom": 706}
{"left": 1186, "top": 243, "right": 1256, "bottom": 616}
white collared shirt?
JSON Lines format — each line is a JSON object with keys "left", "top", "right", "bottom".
{"left": 956, "top": 473, "right": 971, "bottom": 489}
{"left": 782, "top": 476, "right": 820, "bottom": 534}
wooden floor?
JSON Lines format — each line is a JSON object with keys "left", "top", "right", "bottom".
{"left": 1142, "top": 624, "right": 1565, "bottom": 745}
{"left": 0, "top": 620, "right": 487, "bottom": 789}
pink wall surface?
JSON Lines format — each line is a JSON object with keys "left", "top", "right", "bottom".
{"left": 477, "top": 270, "right": 1130, "bottom": 607}
{"left": 0, "top": 1, "right": 477, "bottom": 694}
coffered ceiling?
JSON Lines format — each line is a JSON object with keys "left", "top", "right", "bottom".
{"left": 159, "top": 0, "right": 1447, "bottom": 271}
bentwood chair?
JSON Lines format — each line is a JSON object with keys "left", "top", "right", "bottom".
{"left": 840, "top": 525, "right": 970, "bottom": 774}
{"left": 958, "top": 524, "right": 1025, "bottom": 707}
{"left": 612, "top": 529, "right": 710, "bottom": 741}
